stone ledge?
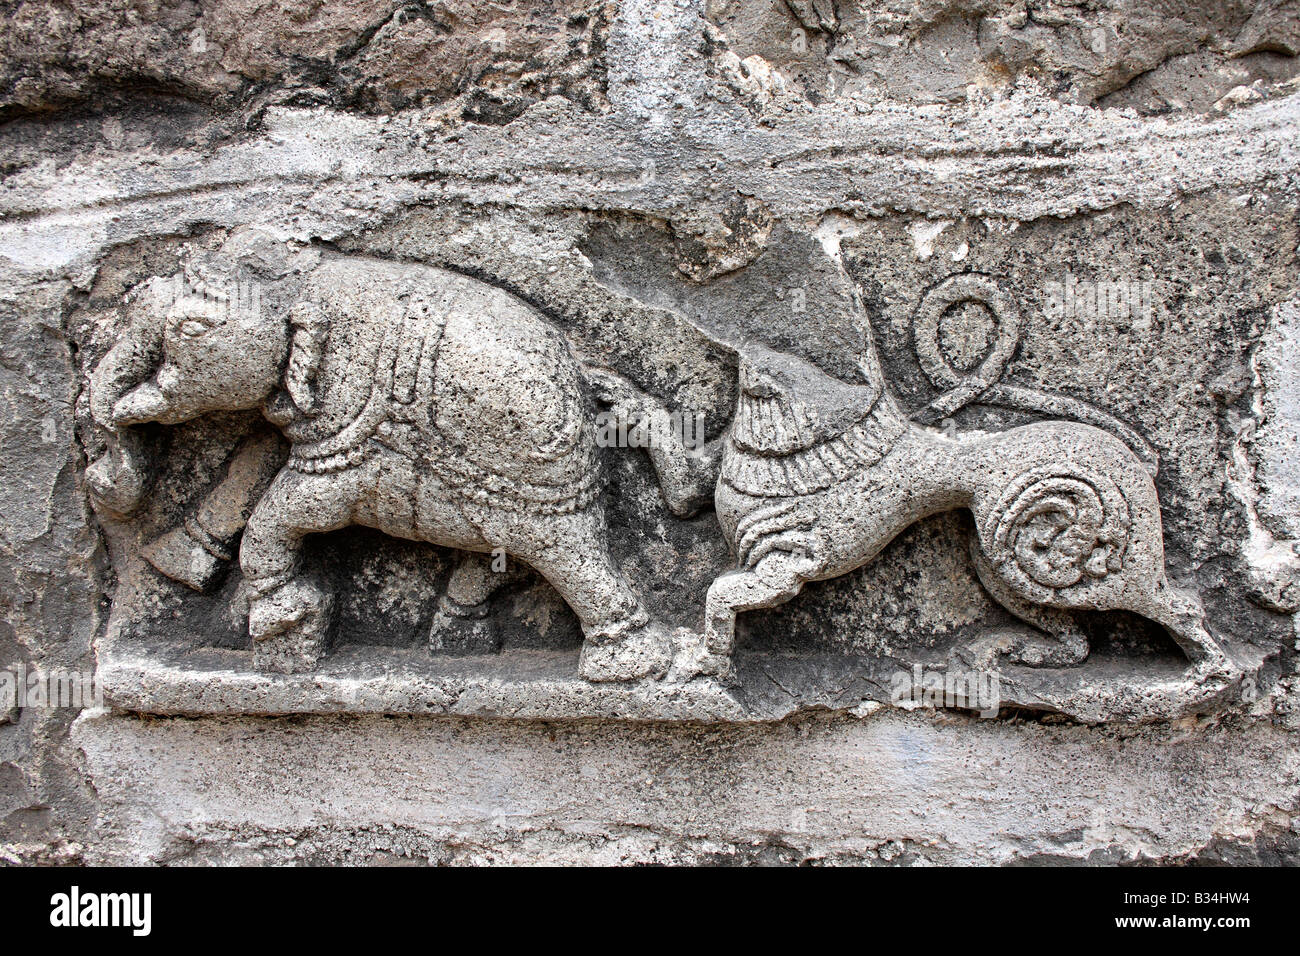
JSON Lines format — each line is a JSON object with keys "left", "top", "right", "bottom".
{"left": 99, "top": 642, "right": 751, "bottom": 722}
{"left": 97, "top": 631, "right": 1245, "bottom": 725}
{"left": 70, "top": 704, "right": 1300, "bottom": 865}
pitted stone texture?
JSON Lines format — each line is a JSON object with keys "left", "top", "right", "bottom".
{"left": 0, "top": 279, "right": 100, "bottom": 860}
{"left": 72, "top": 707, "right": 1300, "bottom": 865}
{"left": 0, "top": 0, "right": 613, "bottom": 118}
{"left": 0, "top": 0, "right": 1299, "bottom": 864}
{"left": 706, "top": 0, "right": 1300, "bottom": 110}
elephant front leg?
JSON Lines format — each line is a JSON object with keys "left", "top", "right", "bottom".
{"left": 428, "top": 551, "right": 509, "bottom": 655}
{"left": 240, "top": 467, "right": 360, "bottom": 674}
{"left": 143, "top": 430, "right": 284, "bottom": 591}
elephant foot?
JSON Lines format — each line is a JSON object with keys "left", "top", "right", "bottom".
{"left": 429, "top": 596, "right": 502, "bottom": 656}
{"left": 578, "top": 620, "right": 672, "bottom": 683}
{"left": 247, "top": 577, "right": 333, "bottom": 674}
{"left": 438, "top": 592, "right": 490, "bottom": 620}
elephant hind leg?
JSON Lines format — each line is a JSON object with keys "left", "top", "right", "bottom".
{"left": 508, "top": 505, "right": 668, "bottom": 681}
{"left": 440, "top": 551, "right": 500, "bottom": 618}
{"left": 429, "top": 551, "right": 507, "bottom": 654}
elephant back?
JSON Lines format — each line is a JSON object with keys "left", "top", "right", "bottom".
{"left": 286, "top": 257, "right": 447, "bottom": 447}
{"left": 430, "top": 285, "right": 599, "bottom": 514}
{"left": 283, "top": 256, "right": 598, "bottom": 515}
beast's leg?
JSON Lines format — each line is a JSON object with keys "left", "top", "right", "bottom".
{"left": 701, "top": 550, "right": 817, "bottom": 679}
{"left": 142, "top": 430, "right": 284, "bottom": 591}
{"left": 967, "top": 543, "right": 1090, "bottom": 667}
{"left": 240, "top": 466, "right": 363, "bottom": 673}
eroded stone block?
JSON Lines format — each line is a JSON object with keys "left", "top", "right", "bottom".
{"left": 3, "top": 0, "right": 1299, "bottom": 864}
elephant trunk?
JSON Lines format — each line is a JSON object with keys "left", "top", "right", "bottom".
{"left": 85, "top": 320, "right": 163, "bottom": 517}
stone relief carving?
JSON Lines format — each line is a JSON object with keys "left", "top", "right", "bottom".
{"left": 700, "top": 314, "right": 1231, "bottom": 686}
{"left": 79, "top": 222, "right": 1258, "bottom": 722}
{"left": 86, "top": 241, "right": 695, "bottom": 682}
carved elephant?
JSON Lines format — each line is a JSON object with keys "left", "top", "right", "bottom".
{"left": 87, "top": 250, "right": 678, "bottom": 680}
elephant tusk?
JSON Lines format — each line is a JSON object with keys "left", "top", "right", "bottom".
{"left": 112, "top": 382, "right": 170, "bottom": 425}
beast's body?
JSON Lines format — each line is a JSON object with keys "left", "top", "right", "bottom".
{"left": 701, "top": 353, "right": 1230, "bottom": 678}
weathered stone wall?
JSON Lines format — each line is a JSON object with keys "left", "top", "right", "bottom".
{"left": 2, "top": 0, "right": 1299, "bottom": 865}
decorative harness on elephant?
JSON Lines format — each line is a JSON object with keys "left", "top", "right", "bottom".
{"left": 284, "top": 281, "right": 599, "bottom": 516}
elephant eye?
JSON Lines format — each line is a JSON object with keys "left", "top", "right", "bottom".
{"left": 179, "top": 319, "right": 209, "bottom": 338}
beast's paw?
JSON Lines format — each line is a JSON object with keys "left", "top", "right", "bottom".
{"left": 668, "top": 632, "right": 733, "bottom": 683}
{"left": 960, "top": 626, "right": 1089, "bottom": 670}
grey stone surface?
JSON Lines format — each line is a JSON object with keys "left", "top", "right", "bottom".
{"left": 2, "top": 0, "right": 1300, "bottom": 864}
{"left": 70, "top": 706, "right": 1300, "bottom": 865}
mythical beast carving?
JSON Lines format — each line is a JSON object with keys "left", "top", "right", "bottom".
{"left": 686, "top": 274, "right": 1236, "bottom": 687}
{"left": 86, "top": 246, "right": 681, "bottom": 680}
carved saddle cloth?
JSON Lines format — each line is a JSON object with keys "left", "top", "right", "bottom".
{"left": 282, "top": 260, "right": 598, "bottom": 516}
{"left": 282, "top": 273, "right": 444, "bottom": 472}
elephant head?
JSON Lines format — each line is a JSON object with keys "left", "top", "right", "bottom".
{"left": 86, "top": 267, "right": 310, "bottom": 516}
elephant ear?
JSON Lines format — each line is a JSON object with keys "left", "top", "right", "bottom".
{"left": 284, "top": 301, "right": 328, "bottom": 415}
